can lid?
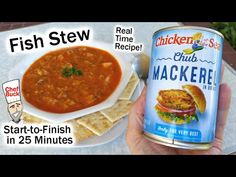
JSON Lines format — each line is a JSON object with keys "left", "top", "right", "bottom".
{"left": 153, "top": 25, "right": 224, "bottom": 39}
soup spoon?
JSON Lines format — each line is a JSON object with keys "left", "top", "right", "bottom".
{"left": 132, "top": 53, "right": 150, "bottom": 84}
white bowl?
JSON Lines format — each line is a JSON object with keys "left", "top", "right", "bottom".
{"left": 8, "top": 41, "right": 134, "bottom": 123}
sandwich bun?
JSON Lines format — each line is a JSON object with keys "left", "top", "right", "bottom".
{"left": 182, "top": 84, "right": 206, "bottom": 113}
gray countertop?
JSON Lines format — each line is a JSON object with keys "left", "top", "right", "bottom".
{"left": 0, "top": 22, "right": 235, "bottom": 154}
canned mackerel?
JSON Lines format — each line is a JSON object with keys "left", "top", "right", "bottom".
{"left": 143, "top": 26, "right": 224, "bottom": 150}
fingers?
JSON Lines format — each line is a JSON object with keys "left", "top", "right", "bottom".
{"left": 215, "top": 83, "right": 231, "bottom": 140}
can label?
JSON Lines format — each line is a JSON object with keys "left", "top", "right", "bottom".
{"left": 144, "top": 27, "right": 223, "bottom": 143}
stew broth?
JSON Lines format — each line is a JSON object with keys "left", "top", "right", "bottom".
{"left": 22, "top": 46, "right": 122, "bottom": 113}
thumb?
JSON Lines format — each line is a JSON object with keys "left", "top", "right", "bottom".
{"left": 215, "top": 83, "right": 231, "bottom": 141}
{"left": 127, "top": 87, "right": 147, "bottom": 135}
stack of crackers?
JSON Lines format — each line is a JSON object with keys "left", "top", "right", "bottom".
{"left": 23, "top": 72, "right": 140, "bottom": 143}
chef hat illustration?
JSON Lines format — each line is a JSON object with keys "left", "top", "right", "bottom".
{"left": 2, "top": 79, "right": 21, "bottom": 104}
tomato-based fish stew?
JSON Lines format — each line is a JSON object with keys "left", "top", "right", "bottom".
{"left": 22, "top": 46, "right": 122, "bottom": 113}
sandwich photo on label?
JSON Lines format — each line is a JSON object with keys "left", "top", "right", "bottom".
{"left": 155, "top": 84, "right": 206, "bottom": 124}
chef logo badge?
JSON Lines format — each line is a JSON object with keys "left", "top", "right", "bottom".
{"left": 2, "top": 79, "right": 24, "bottom": 124}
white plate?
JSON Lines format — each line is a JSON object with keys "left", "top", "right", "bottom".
{"left": 8, "top": 41, "right": 134, "bottom": 123}
{"left": 75, "top": 79, "right": 145, "bottom": 147}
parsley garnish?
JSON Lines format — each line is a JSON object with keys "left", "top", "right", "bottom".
{"left": 62, "top": 67, "right": 83, "bottom": 78}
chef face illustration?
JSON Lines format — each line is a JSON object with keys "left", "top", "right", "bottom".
{"left": 2, "top": 79, "right": 23, "bottom": 124}
{"left": 8, "top": 100, "right": 23, "bottom": 123}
